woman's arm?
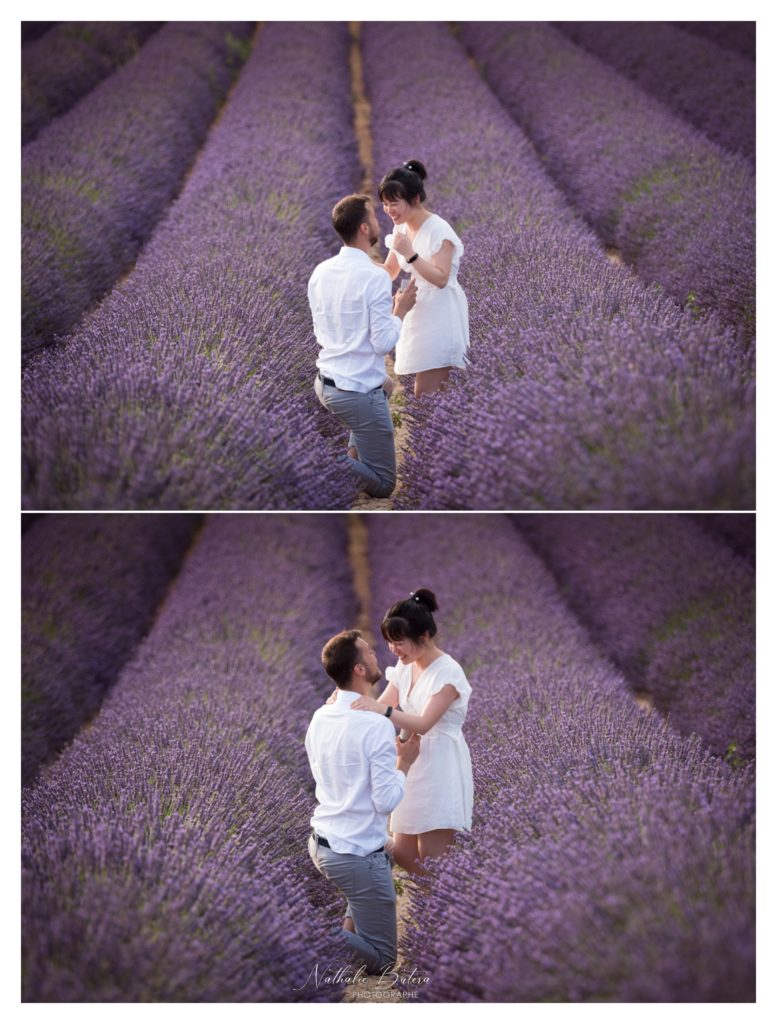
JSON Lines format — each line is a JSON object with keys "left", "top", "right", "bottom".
{"left": 393, "top": 236, "right": 454, "bottom": 289}
{"left": 377, "top": 682, "right": 400, "bottom": 707}
{"left": 383, "top": 249, "right": 401, "bottom": 280}
{"left": 352, "top": 684, "right": 458, "bottom": 734}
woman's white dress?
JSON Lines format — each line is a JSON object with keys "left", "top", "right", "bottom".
{"left": 385, "top": 213, "right": 470, "bottom": 375}
{"left": 386, "top": 652, "right": 473, "bottom": 834}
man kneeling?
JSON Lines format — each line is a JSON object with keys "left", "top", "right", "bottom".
{"left": 305, "top": 630, "right": 420, "bottom": 973}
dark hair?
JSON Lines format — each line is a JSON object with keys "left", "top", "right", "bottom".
{"left": 332, "top": 194, "right": 372, "bottom": 243}
{"left": 378, "top": 160, "right": 428, "bottom": 204}
{"left": 321, "top": 629, "right": 365, "bottom": 688}
{"left": 381, "top": 588, "right": 438, "bottom": 644}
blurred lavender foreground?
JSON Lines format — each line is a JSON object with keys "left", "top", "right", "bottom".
{"left": 22, "top": 516, "right": 355, "bottom": 1001}
{"left": 363, "top": 22, "right": 753, "bottom": 509}
{"left": 22, "top": 22, "right": 163, "bottom": 144}
{"left": 672, "top": 21, "right": 756, "bottom": 60}
{"left": 22, "top": 22, "right": 253, "bottom": 359}
{"left": 515, "top": 514, "right": 755, "bottom": 761}
{"left": 460, "top": 23, "right": 755, "bottom": 344}
{"left": 22, "top": 23, "right": 357, "bottom": 509}
{"left": 22, "top": 513, "right": 199, "bottom": 786}
{"left": 368, "top": 515, "right": 754, "bottom": 1001}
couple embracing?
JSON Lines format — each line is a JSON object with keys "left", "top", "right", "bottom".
{"left": 308, "top": 161, "right": 469, "bottom": 499}
{"left": 304, "top": 590, "right": 473, "bottom": 975}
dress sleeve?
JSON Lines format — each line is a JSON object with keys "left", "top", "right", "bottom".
{"left": 385, "top": 662, "right": 405, "bottom": 701}
{"left": 429, "top": 658, "right": 471, "bottom": 701}
{"left": 428, "top": 217, "right": 464, "bottom": 260}
{"left": 386, "top": 226, "right": 412, "bottom": 271}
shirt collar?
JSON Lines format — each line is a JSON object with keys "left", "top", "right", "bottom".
{"left": 338, "top": 245, "right": 372, "bottom": 262}
{"left": 335, "top": 689, "right": 362, "bottom": 704}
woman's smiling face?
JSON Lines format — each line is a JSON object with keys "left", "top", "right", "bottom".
{"left": 388, "top": 635, "right": 426, "bottom": 663}
{"left": 382, "top": 196, "right": 412, "bottom": 224}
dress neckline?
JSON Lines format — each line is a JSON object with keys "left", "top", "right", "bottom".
{"left": 406, "top": 651, "right": 448, "bottom": 702}
{"left": 405, "top": 212, "right": 435, "bottom": 246}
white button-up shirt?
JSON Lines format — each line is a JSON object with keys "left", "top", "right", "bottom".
{"left": 305, "top": 689, "right": 406, "bottom": 856}
{"left": 308, "top": 246, "right": 402, "bottom": 393}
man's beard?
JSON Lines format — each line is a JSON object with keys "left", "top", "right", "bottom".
{"left": 368, "top": 230, "right": 379, "bottom": 247}
{"left": 367, "top": 665, "right": 382, "bottom": 685}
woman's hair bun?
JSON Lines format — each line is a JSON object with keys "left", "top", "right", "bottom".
{"left": 403, "top": 159, "right": 428, "bottom": 181}
{"left": 412, "top": 587, "right": 438, "bottom": 612}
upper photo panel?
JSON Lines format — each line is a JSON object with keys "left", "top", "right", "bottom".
{"left": 21, "top": 21, "right": 756, "bottom": 510}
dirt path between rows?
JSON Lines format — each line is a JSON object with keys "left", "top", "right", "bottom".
{"left": 343, "top": 514, "right": 417, "bottom": 1002}
{"left": 348, "top": 22, "right": 410, "bottom": 512}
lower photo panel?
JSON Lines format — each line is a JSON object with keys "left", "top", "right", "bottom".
{"left": 21, "top": 511, "right": 755, "bottom": 1003}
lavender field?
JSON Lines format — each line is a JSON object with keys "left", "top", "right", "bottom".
{"left": 22, "top": 512, "right": 754, "bottom": 1002}
{"left": 21, "top": 21, "right": 755, "bottom": 510}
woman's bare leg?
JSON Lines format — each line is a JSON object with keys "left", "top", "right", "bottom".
{"left": 418, "top": 828, "right": 456, "bottom": 864}
{"left": 391, "top": 832, "right": 423, "bottom": 875}
{"left": 414, "top": 367, "right": 451, "bottom": 398}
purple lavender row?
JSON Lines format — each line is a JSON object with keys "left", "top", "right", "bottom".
{"left": 22, "top": 21, "right": 254, "bottom": 359}
{"left": 22, "top": 514, "right": 356, "bottom": 1001}
{"left": 22, "top": 513, "right": 198, "bottom": 787}
{"left": 691, "top": 512, "right": 756, "bottom": 566}
{"left": 366, "top": 513, "right": 754, "bottom": 1000}
{"left": 460, "top": 22, "right": 755, "bottom": 342}
{"left": 514, "top": 514, "right": 755, "bottom": 761}
{"left": 673, "top": 21, "right": 755, "bottom": 60}
{"left": 22, "top": 23, "right": 57, "bottom": 44}
{"left": 22, "top": 23, "right": 357, "bottom": 509}
{"left": 554, "top": 22, "right": 755, "bottom": 165}
{"left": 22, "top": 22, "right": 163, "bottom": 144}
{"left": 362, "top": 22, "right": 754, "bottom": 509}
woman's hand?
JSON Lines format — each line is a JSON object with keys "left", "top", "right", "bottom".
{"left": 392, "top": 233, "right": 415, "bottom": 260}
{"left": 325, "top": 689, "right": 338, "bottom": 705}
{"left": 350, "top": 697, "right": 384, "bottom": 714}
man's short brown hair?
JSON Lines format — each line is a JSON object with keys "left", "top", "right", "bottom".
{"left": 332, "top": 194, "right": 371, "bottom": 244}
{"left": 321, "top": 629, "right": 364, "bottom": 688}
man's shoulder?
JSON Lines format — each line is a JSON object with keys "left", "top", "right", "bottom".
{"left": 309, "top": 253, "right": 340, "bottom": 282}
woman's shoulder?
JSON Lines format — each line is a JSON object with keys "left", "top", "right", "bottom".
{"left": 433, "top": 652, "right": 467, "bottom": 679}
{"left": 426, "top": 213, "right": 463, "bottom": 249}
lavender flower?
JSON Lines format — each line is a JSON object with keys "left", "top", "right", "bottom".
{"left": 514, "top": 513, "right": 755, "bottom": 760}
{"left": 22, "top": 514, "right": 357, "bottom": 1001}
{"left": 362, "top": 22, "right": 754, "bottom": 510}
{"left": 22, "top": 22, "right": 254, "bottom": 358}
{"left": 366, "top": 513, "right": 754, "bottom": 1001}
{"left": 555, "top": 22, "right": 755, "bottom": 164}
{"left": 460, "top": 22, "right": 755, "bottom": 342}
{"left": 22, "top": 22, "right": 163, "bottom": 144}
{"left": 22, "top": 23, "right": 358, "bottom": 510}
{"left": 22, "top": 513, "right": 199, "bottom": 786}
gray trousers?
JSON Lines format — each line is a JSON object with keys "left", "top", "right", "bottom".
{"left": 308, "top": 834, "right": 397, "bottom": 974}
{"left": 314, "top": 375, "right": 396, "bottom": 498}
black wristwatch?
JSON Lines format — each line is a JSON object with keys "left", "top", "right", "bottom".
{"left": 407, "top": 252, "right": 419, "bottom": 264}
{"left": 384, "top": 705, "right": 394, "bottom": 718}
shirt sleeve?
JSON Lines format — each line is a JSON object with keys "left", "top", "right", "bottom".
{"left": 367, "top": 274, "right": 402, "bottom": 355}
{"left": 366, "top": 720, "right": 406, "bottom": 815}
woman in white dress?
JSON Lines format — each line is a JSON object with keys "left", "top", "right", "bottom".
{"left": 352, "top": 588, "right": 473, "bottom": 875}
{"left": 379, "top": 161, "right": 469, "bottom": 397}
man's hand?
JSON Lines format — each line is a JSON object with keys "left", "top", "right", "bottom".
{"left": 396, "top": 733, "right": 421, "bottom": 774}
{"left": 393, "top": 279, "right": 417, "bottom": 319}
